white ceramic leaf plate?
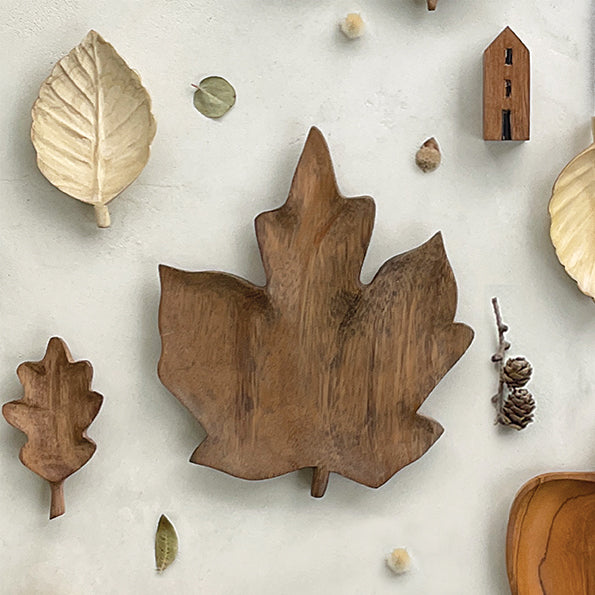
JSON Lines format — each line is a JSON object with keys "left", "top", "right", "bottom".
{"left": 549, "top": 122, "right": 595, "bottom": 299}
{"left": 31, "top": 30, "right": 156, "bottom": 227}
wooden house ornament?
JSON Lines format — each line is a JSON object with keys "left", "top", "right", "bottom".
{"left": 483, "top": 27, "right": 530, "bottom": 141}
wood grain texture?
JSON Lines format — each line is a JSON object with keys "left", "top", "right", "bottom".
{"left": 158, "top": 127, "right": 473, "bottom": 497}
{"left": 2, "top": 338, "right": 103, "bottom": 518}
{"left": 507, "top": 472, "right": 595, "bottom": 595}
{"left": 483, "top": 27, "right": 530, "bottom": 141}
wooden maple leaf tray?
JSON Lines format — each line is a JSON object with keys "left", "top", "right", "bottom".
{"left": 158, "top": 127, "right": 473, "bottom": 497}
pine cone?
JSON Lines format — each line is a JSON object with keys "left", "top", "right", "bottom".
{"left": 502, "top": 357, "right": 532, "bottom": 387}
{"left": 499, "top": 388, "right": 535, "bottom": 430}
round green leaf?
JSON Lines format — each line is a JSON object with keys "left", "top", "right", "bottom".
{"left": 193, "top": 76, "right": 236, "bottom": 119}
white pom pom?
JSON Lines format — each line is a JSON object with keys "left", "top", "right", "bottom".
{"left": 386, "top": 548, "right": 412, "bottom": 575}
{"left": 340, "top": 13, "right": 365, "bottom": 39}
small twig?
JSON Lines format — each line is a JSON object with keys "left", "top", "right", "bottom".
{"left": 491, "top": 297, "right": 510, "bottom": 420}
{"left": 490, "top": 298, "right": 535, "bottom": 430}
{"left": 491, "top": 297, "right": 510, "bottom": 363}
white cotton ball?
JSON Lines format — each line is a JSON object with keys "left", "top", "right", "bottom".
{"left": 386, "top": 547, "right": 412, "bottom": 575}
{"left": 340, "top": 13, "right": 365, "bottom": 39}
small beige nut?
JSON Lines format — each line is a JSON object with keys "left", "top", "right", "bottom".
{"left": 386, "top": 547, "right": 412, "bottom": 575}
{"left": 415, "top": 137, "right": 441, "bottom": 172}
{"left": 340, "top": 13, "right": 365, "bottom": 39}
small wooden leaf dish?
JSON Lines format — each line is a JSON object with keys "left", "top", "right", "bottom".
{"left": 549, "top": 119, "right": 595, "bottom": 298}
{"left": 31, "top": 30, "right": 156, "bottom": 227}
{"left": 158, "top": 127, "right": 473, "bottom": 497}
{"left": 507, "top": 472, "right": 595, "bottom": 595}
{"left": 2, "top": 338, "right": 103, "bottom": 518}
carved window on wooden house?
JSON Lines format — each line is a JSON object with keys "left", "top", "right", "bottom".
{"left": 483, "top": 27, "right": 530, "bottom": 141}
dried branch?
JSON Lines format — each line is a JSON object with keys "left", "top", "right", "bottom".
{"left": 490, "top": 298, "right": 535, "bottom": 430}
{"left": 491, "top": 297, "right": 510, "bottom": 416}
{"left": 491, "top": 297, "right": 511, "bottom": 363}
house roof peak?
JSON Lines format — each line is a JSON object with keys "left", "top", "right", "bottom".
{"left": 487, "top": 26, "right": 528, "bottom": 52}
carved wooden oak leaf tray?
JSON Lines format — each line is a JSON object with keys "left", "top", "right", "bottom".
{"left": 507, "top": 472, "right": 595, "bottom": 595}
{"left": 158, "top": 127, "right": 473, "bottom": 497}
{"left": 3, "top": 338, "right": 103, "bottom": 518}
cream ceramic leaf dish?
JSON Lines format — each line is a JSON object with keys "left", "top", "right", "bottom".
{"left": 31, "top": 30, "right": 156, "bottom": 227}
{"left": 549, "top": 120, "right": 595, "bottom": 298}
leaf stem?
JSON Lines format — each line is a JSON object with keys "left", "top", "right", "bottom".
{"left": 491, "top": 297, "right": 510, "bottom": 421}
{"left": 311, "top": 466, "right": 330, "bottom": 497}
{"left": 94, "top": 204, "right": 110, "bottom": 228}
{"left": 49, "top": 480, "right": 65, "bottom": 519}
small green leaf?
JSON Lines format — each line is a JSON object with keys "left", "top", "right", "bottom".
{"left": 155, "top": 514, "right": 178, "bottom": 573}
{"left": 193, "top": 76, "right": 236, "bottom": 118}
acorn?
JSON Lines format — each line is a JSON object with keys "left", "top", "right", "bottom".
{"left": 415, "top": 138, "right": 441, "bottom": 172}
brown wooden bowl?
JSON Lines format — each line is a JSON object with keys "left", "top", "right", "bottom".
{"left": 506, "top": 472, "right": 595, "bottom": 595}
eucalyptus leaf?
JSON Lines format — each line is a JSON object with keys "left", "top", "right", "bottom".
{"left": 193, "top": 76, "right": 236, "bottom": 118}
{"left": 155, "top": 514, "right": 178, "bottom": 573}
